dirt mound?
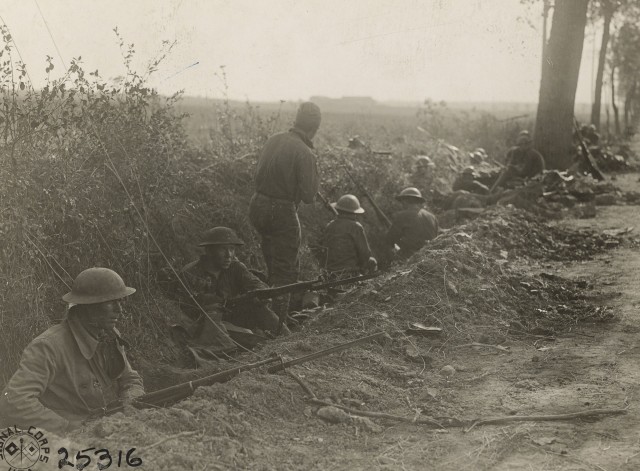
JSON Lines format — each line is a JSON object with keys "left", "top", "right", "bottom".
{"left": 460, "top": 207, "right": 628, "bottom": 261}
{"left": 66, "top": 206, "right": 623, "bottom": 470}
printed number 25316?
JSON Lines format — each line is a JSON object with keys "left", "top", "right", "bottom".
{"left": 58, "top": 447, "right": 142, "bottom": 470}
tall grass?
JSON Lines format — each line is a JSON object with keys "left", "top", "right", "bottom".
{"left": 0, "top": 31, "right": 515, "bottom": 386}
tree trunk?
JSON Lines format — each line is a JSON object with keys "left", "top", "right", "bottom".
{"left": 591, "top": 6, "right": 614, "bottom": 129}
{"left": 534, "top": 0, "right": 589, "bottom": 169}
{"left": 611, "top": 65, "right": 620, "bottom": 135}
{"left": 624, "top": 80, "right": 637, "bottom": 131}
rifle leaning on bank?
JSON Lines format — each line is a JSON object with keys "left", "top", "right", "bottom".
{"left": 92, "top": 331, "right": 386, "bottom": 416}
{"left": 317, "top": 190, "right": 338, "bottom": 216}
{"left": 225, "top": 271, "right": 381, "bottom": 308}
{"left": 573, "top": 117, "right": 605, "bottom": 181}
{"left": 342, "top": 165, "right": 392, "bottom": 229}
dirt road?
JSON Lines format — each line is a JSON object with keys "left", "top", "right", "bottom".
{"left": 484, "top": 185, "right": 640, "bottom": 470}
{"left": 356, "top": 176, "right": 639, "bottom": 470}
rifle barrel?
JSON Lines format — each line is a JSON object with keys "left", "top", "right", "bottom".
{"left": 343, "top": 166, "right": 392, "bottom": 228}
{"left": 227, "top": 272, "right": 379, "bottom": 306}
{"left": 267, "top": 331, "right": 386, "bottom": 373}
{"left": 103, "top": 355, "right": 282, "bottom": 415}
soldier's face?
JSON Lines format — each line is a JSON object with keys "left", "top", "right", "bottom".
{"left": 206, "top": 244, "right": 235, "bottom": 270}
{"left": 87, "top": 300, "right": 122, "bottom": 331}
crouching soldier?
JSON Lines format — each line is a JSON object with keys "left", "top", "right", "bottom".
{"left": 491, "top": 131, "right": 545, "bottom": 192}
{"left": 180, "top": 227, "right": 286, "bottom": 341}
{"left": 321, "top": 194, "right": 377, "bottom": 278}
{"left": 386, "top": 187, "right": 439, "bottom": 259}
{"left": 0, "top": 268, "right": 145, "bottom": 434}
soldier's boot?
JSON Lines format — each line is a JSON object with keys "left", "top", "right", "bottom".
{"left": 272, "top": 294, "right": 292, "bottom": 336}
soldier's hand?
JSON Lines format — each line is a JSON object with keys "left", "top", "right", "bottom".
{"left": 366, "top": 257, "right": 378, "bottom": 273}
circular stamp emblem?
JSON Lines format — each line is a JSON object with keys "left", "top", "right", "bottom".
{"left": 0, "top": 426, "right": 50, "bottom": 470}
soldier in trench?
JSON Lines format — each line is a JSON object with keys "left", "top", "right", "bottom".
{"left": 0, "top": 268, "right": 145, "bottom": 433}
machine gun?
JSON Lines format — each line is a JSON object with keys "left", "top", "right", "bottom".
{"left": 224, "top": 271, "right": 380, "bottom": 308}
{"left": 91, "top": 331, "right": 386, "bottom": 416}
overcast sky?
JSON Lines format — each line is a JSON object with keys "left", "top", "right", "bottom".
{"left": 3, "top": 0, "right": 599, "bottom": 104}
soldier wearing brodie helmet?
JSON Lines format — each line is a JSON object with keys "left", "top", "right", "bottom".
{"left": 386, "top": 187, "right": 439, "bottom": 259}
{"left": 179, "top": 227, "right": 285, "bottom": 341}
{"left": 321, "top": 194, "right": 377, "bottom": 276}
{"left": 491, "top": 130, "right": 545, "bottom": 192}
{"left": 0, "top": 268, "right": 145, "bottom": 434}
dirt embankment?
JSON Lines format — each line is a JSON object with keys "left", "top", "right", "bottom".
{"left": 57, "top": 188, "right": 640, "bottom": 470}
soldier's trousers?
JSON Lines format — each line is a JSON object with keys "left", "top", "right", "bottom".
{"left": 249, "top": 193, "right": 301, "bottom": 318}
{"left": 225, "top": 302, "right": 280, "bottom": 332}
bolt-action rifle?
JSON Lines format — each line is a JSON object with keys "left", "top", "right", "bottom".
{"left": 573, "top": 117, "right": 605, "bottom": 181}
{"left": 91, "top": 331, "right": 386, "bottom": 417}
{"left": 342, "top": 165, "right": 392, "bottom": 229}
{"left": 225, "top": 271, "right": 380, "bottom": 308}
{"left": 317, "top": 191, "right": 338, "bottom": 216}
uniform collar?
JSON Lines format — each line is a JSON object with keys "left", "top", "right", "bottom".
{"left": 67, "top": 314, "right": 100, "bottom": 360}
{"left": 197, "top": 255, "right": 224, "bottom": 277}
{"left": 67, "top": 313, "right": 124, "bottom": 359}
{"left": 289, "top": 128, "right": 314, "bottom": 149}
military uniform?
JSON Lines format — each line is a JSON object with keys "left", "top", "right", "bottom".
{"left": 181, "top": 256, "right": 279, "bottom": 332}
{"left": 250, "top": 103, "right": 321, "bottom": 320}
{"left": 504, "top": 146, "right": 545, "bottom": 180}
{"left": 249, "top": 128, "right": 319, "bottom": 288}
{"left": 0, "top": 313, "right": 144, "bottom": 434}
{"left": 322, "top": 214, "right": 374, "bottom": 275}
{"left": 386, "top": 207, "right": 439, "bottom": 259}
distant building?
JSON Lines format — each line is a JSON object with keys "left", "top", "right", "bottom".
{"left": 309, "top": 96, "right": 377, "bottom": 113}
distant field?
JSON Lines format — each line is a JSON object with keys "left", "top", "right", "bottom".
{"left": 176, "top": 96, "right": 593, "bottom": 149}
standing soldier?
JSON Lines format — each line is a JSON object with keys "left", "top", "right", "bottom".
{"left": 249, "top": 102, "right": 321, "bottom": 326}
{"left": 0, "top": 268, "right": 144, "bottom": 433}
{"left": 386, "top": 187, "right": 439, "bottom": 259}
{"left": 491, "top": 130, "right": 545, "bottom": 192}
{"left": 321, "top": 194, "right": 377, "bottom": 277}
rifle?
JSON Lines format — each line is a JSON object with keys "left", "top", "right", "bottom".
{"left": 573, "top": 118, "right": 605, "bottom": 181}
{"left": 92, "top": 332, "right": 386, "bottom": 416}
{"left": 225, "top": 271, "right": 380, "bottom": 308}
{"left": 317, "top": 191, "right": 338, "bottom": 216}
{"left": 342, "top": 165, "right": 392, "bottom": 229}
{"left": 93, "top": 354, "right": 282, "bottom": 416}
{"left": 268, "top": 331, "right": 386, "bottom": 373}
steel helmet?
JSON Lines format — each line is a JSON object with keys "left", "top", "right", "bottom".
{"left": 198, "top": 227, "right": 245, "bottom": 247}
{"left": 516, "top": 130, "right": 532, "bottom": 145}
{"left": 415, "top": 155, "right": 435, "bottom": 168}
{"left": 396, "top": 187, "right": 426, "bottom": 202}
{"left": 473, "top": 148, "right": 487, "bottom": 156}
{"left": 62, "top": 267, "right": 136, "bottom": 305}
{"left": 462, "top": 166, "right": 475, "bottom": 175}
{"left": 332, "top": 194, "right": 365, "bottom": 214}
